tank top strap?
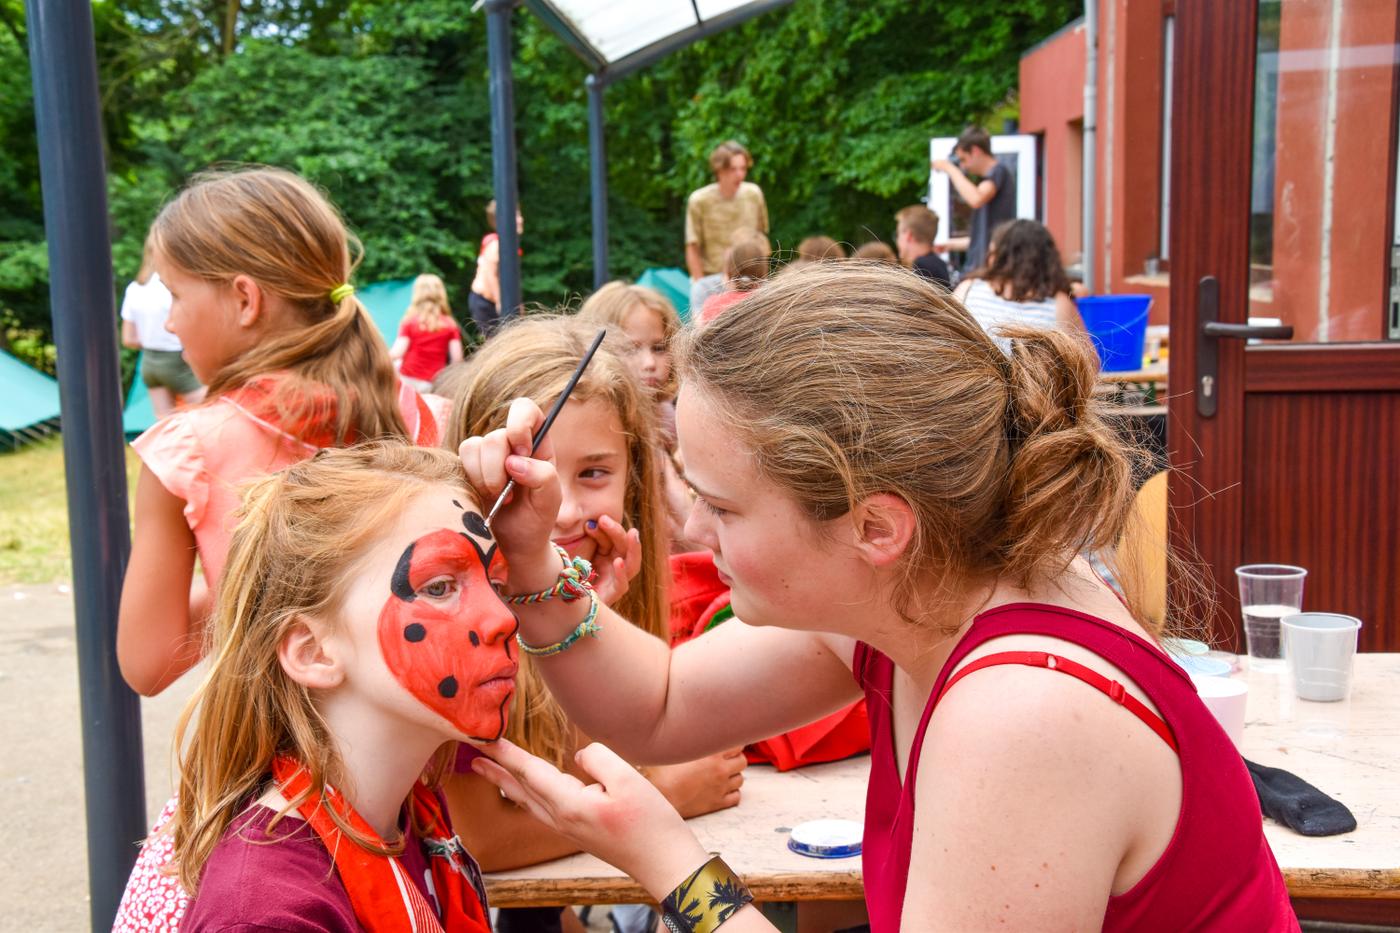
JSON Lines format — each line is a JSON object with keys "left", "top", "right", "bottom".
{"left": 938, "top": 603, "right": 1191, "bottom": 698}
{"left": 902, "top": 603, "right": 1191, "bottom": 792}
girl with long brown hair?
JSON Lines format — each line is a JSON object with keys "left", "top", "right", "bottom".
{"left": 118, "top": 166, "right": 442, "bottom": 699}
{"left": 440, "top": 317, "right": 745, "bottom": 907}
{"left": 460, "top": 264, "right": 1294, "bottom": 931}
{"left": 166, "top": 444, "right": 503, "bottom": 929}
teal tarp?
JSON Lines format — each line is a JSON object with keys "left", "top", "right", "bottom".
{"left": 356, "top": 278, "right": 416, "bottom": 342}
{"left": 121, "top": 278, "right": 415, "bottom": 437}
{"left": 636, "top": 267, "right": 692, "bottom": 322}
{"left": 0, "top": 350, "right": 61, "bottom": 433}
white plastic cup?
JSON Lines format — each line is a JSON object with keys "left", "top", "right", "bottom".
{"left": 1281, "top": 613, "right": 1362, "bottom": 702}
{"left": 1192, "top": 675, "right": 1248, "bottom": 747}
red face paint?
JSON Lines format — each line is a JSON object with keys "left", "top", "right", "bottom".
{"left": 377, "top": 518, "right": 517, "bottom": 742}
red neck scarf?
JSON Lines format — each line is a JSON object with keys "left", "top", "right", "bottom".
{"left": 272, "top": 756, "right": 490, "bottom": 933}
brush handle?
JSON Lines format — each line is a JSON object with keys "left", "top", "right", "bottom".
{"left": 484, "top": 329, "right": 607, "bottom": 526}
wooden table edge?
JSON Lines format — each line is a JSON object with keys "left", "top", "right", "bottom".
{"left": 486, "top": 869, "right": 1400, "bottom": 908}
{"left": 1283, "top": 869, "right": 1400, "bottom": 900}
{"left": 485, "top": 871, "right": 865, "bottom": 908}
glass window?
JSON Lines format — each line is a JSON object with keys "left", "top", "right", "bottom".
{"left": 1247, "top": 0, "right": 1400, "bottom": 343}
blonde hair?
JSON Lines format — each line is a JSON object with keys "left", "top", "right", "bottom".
{"left": 724, "top": 231, "right": 771, "bottom": 291}
{"left": 678, "top": 263, "right": 1153, "bottom": 634}
{"left": 444, "top": 316, "right": 669, "bottom": 766}
{"left": 404, "top": 273, "right": 454, "bottom": 332}
{"left": 168, "top": 443, "right": 470, "bottom": 894}
{"left": 577, "top": 281, "right": 681, "bottom": 400}
{"left": 151, "top": 166, "right": 408, "bottom": 445}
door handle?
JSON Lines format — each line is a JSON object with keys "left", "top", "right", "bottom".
{"left": 1203, "top": 321, "right": 1295, "bottom": 340}
{"left": 1194, "top": 277, "right": 1297, "bottom": 418}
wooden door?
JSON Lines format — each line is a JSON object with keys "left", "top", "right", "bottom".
{"left": 1167, "top": 0, "right": 1400, "bottom": 652}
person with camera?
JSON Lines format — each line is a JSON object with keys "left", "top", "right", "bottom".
{"left": 931, "top": 125, "right": 1016, "bottom": 275}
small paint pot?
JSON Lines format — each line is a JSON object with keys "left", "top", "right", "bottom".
{"left": 788, "top": 819, "right": 863, "bottom": 859}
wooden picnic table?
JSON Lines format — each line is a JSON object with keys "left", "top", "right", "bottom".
{"left": 483, "top": 654, "right": 1400, "bottom": 907}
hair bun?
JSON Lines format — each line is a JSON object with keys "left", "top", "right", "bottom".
{"left": 999, "top": 325, "right": 1140, "bottom": 582}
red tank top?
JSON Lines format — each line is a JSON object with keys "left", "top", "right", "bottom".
{"left": 854, "top": 603, "right": 1297, "bottom": 932}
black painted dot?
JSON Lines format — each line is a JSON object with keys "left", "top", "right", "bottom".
{"left": 403, "top": 623, "right": 426, "bottom": 643}
{"left": 462, "top": 511, "right": 493, "bottom": 540}
{"left": 452, "top": 499, "right": 463, "bottom": 509}
{"left": 438, "top": 676, "right": 459, "bottom": 699}
{"left": 468, "top": 631, "right": 480, "bottom": 647}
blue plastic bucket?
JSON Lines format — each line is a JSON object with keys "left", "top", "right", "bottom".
{"left": 1076, "top": 294, "right": 1152, "bottom": 371}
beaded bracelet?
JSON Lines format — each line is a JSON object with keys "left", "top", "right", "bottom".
{"left": 514, "top": 589, "right": 600, "bottom": 657}
{"left": 660, "top": 855, "right": 753, "bottom": 933}
{"left": 502, "top": 544, "right": 594, "bottom": 604}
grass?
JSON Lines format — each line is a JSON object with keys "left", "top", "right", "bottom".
{"left": 0, "top": 435, "right": 140, "bottom": 584}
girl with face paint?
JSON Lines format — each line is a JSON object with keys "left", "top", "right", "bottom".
{"left": 440, "top": 318, "right": 747, "bottom": 893}
{"left": 148, "top": 445, "right": 504, "bottom": 931}
{"left": 113, "top": 167, "right": 450, "bottom": 933}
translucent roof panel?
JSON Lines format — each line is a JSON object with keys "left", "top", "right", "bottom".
{"left": 531, "top": 0, "right": 779, "bottom": 67}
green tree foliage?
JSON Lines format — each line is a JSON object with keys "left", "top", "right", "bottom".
{"left": 1, "top": 0, "right": 1076, "bottom": 371}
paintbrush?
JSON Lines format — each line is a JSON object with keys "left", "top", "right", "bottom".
{"left": 484, "top": 328, "right": 607, "bottom": 526}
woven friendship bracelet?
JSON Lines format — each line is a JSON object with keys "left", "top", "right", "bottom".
{"left": 660, "top": 855, "right": 753, "bottom": 933}
{"left": 503, "top": 544, "right": 594, "bottom": 605}
{"left": 515, "top": 589, "right": 600, "bottom": 657}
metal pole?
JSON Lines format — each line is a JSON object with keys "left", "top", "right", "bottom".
{"left": 587, "top": 73, "right": 609, "bottom": 289}
{"left": 486, "top": 0, "right": 522, "bottom": 318}
{"left": 24, "top": 1, "right": 146, "bottom": 927}
{"left": 1082, "top": 0, "right": 1098, "bottom": 292}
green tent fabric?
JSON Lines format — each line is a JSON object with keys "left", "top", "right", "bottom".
{"left": 637, "top": 267, "right": 692, "bottom": 322}
{"left": 355, "top": 277, "right": 417, "bottom": 342}
{"left": 1, "top": 350, "right": 61, "bottom": 436}
{"left": 121, "top": 278, "right": 416, "bottom": 437}
{"left": 122, "top": 355, "right": 157, "bottom": 437}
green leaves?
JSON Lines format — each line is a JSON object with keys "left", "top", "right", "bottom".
{"left": 1, "top": 0, "right": 1077, "bottom": 355}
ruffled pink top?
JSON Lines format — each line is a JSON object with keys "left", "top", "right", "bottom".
{"left": 132, "top": 380, "right": 446, "bottom": 588}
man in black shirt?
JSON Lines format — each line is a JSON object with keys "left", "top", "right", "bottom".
{"left": 932, "top": 126, "right": 1016, "bottom": 275}
{"left": 895, "top": 204, "right": 952, "bottom": 291}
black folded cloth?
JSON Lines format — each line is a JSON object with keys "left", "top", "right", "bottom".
{"left": 1246, "top": 759, "right": 1357, "bottom": 836}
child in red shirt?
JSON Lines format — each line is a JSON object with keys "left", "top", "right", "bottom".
{"left": 391, "top": 273, "right": 464, "bottom": 391}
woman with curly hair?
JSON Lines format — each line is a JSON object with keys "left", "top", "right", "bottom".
{"left": 953, "top": 218, "right": 1083, "bottom": 352}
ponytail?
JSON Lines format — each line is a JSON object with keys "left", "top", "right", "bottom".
{"left": 153, "top": 166, "right": 409, "bottom": 445}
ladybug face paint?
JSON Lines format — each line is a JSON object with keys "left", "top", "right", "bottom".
{"left": 377, "top": 509, "right": 517, "bottom": 742}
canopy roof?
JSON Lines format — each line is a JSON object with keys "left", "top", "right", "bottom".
{"left": 525, "top": 0, "right": 793, "bottom": 78}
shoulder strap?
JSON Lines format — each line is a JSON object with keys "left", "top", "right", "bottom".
{"left": 937, "top": 650, "right": 1178, "bottom": 753}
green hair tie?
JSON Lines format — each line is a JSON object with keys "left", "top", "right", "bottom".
{"left": 329, "top": 283, "right": 355, "bottom": 303}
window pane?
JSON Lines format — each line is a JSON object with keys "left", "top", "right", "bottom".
{"left": 1248, "top": 0, "right": 1400, "bottom": 343}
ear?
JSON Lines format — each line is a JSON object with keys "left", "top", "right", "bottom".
{"left": 229, "top": 274, "right": 267, "bottom": 329}
{"left": 849, "top": 493, "right": 917, "bottom": 568}
{"left": 278, "top": 615, "right": 345, "bottom": 691}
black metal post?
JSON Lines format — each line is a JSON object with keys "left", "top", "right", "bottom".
{"left": 24, "top": 0, "right": 146, "bottom": 927}
{"left": 587, "top": 73, "right": 609, "bottom": 288}
{"left": 486, "top": 0, "right": 523, "bottom": 319}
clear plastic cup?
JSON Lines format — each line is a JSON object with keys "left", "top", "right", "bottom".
{"left": 1235, "top": 564, "right": 1307, "bottom": 672}
{"left": 1281, "top": 613, "right": 1362, "bottom": 702}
